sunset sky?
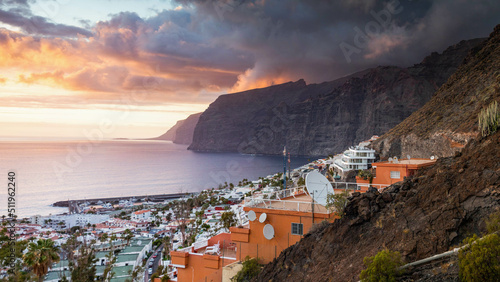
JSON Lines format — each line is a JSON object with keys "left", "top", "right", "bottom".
{"left": 0, "top": 0, "right": 499, "bottom": 139}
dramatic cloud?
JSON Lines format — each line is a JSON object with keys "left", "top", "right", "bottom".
{"left": 0, "top": 0, "right": 499, "bottom": 107}
{"left": 0, "top": 0, "right": 92, "bottom": 37}
{"left": 173, "top": 0, "right": 500, "bottom": 89}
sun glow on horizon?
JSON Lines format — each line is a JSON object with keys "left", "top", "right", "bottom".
{"left": 1, "top": 0, "right": 498, "bottom": 140}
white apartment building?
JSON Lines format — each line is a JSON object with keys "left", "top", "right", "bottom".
{"left": 334, "top": 146, "right": 376, "bottom": 173}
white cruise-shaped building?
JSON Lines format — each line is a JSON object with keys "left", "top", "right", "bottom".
{"left": 334, "top": 146, "right": 376, "bottom": 173}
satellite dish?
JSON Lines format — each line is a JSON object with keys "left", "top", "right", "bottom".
{"left": 259, "top": 213, "right": 267, "bottom": 223}
{"left": 407, "top": 155, "right": 411, "bottom": 160}
{"left": 247, "top": 210, "right": 256, "bottom": 222}
{"left": 430, "top": 156, "right": 435, "bottom": 160}
{"left": 388, "top": 157, "right": 393, "bottom": 163}
{"left": 305, "top": 171, "right": 334, "bottom": 206}
{"left": 393, "top": 156, "right": 398, "bottom": 161}
{"left": 263, "top": 224, "right": 275, "bottom": 240}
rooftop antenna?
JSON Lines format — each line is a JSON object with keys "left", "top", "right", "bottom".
{"left": 305, "top": 171, "right": 334, "bottom": 207}
{"left": 263, "top": 224, "right": 275, "bottom": 240}
{"left": 407, "top": 155, "right": 411, "bottom": 164}
{"left": 247, "top": 210, "right": 256, "bottom": 222}
{"left": 259, "top": 213, "right": 267, "bottom": 223}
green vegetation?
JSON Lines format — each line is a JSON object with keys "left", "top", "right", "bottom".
{"left": 231, "top": 256, "right": 262, "bottom": 282}
{"left": 326, "top": 190, "right": 350, "bottom": 217}
{"left": 125, "top": 264, "right": 145, "bottom": 282}
{"left": 359, "top": 249, "right": 404, "bottom": 282}
{"left": 458, "top": 211, "right": 500, "bottom": 281}
{"left": 221, "top": 210, "right": 237, "bottom": 230}
{"left": 123, "top": 229, "right": 134, "bottom": 245}
{"left": 70, "top": 240, "right": 97, "bottom": 282}
{"left": 297, "top": 177, "right": 305, "bottom": 186}
{"left": 478, "top": 100, "right": 500, "bottom": 137}
{"left": 23, "top": 239, "right": 60, "bottom": 282}
{"left": 358, "top": 170, "right": 374, "bottom": 184}
{"left": 150, "top": 265, "right": 170, "bottom": 281}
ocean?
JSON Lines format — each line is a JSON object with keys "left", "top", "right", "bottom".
{"left": 0, "top": 140, "right": 313, "bottom": 218}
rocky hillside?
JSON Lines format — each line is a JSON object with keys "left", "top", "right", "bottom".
{"left": 188, "top": 38, "right": 483, "bottom": 156}
{"left": 374, "top": 25, "right": 500, "bottom": 159}
{"left": 154, "top": 112, "right": 201, "bottom": 145}
{"left": 256, "top": 130, "right": 500, "bottom": 281}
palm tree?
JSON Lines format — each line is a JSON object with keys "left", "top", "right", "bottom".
{"left": 23, "top": 239, "right": 60, "bottom": 282}
{"left": 100, "top": 233, "right": 108, "bottom": 243}
{"left": 123, "top": 229, "right": 134, "bottom": 245}
{"left": 162, "top": 236, "right": 171, "bottom": 259}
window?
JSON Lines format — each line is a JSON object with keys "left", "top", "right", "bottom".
{"left": 390, "top": 171, "right": 400, "bottom": 179}
{"left": 291, "top": 223, "right": 303, "bottom": 235}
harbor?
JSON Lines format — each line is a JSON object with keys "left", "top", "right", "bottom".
{"left": 52, "top": 192, "right": 187, "bottom": 208}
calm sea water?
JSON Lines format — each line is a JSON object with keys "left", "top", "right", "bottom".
{"left": 0, "top": 140, "right": 313, "bottom": 218}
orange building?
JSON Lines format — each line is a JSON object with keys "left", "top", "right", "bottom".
{"left": 170, "top": 232, "right": 237, "bottom": 282}
{"left": 170, "top": 186, "right": 339, "bottom": 281}
{"left": 356, "top": 158, "right": 436, "bottom": 188}
{"left": 230, "top": 187, "right": 338, "bottom": 265}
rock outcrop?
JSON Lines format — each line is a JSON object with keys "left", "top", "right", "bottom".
{"left": 188, "top": 38, "right": 484, "bottom": 156}
{"left": 255, "top": 129, "right": 500, "bottom": 282}
{"left": 374, "top": 25, "right": 500, "bottom": 159}
{"left": 155, "top": 119, "right": 184, "bottom": 141}
{"left": 154, "top": 112, "right": 202, "bottom": 145}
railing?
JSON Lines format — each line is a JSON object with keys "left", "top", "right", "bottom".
{"left": 175, "top": 244, "right": 190, "bottom": 252}
{"left": 244, "top": 183, "right": 388, "bottom": 212}
{"left": 332, "top": 182, "right": 387, "bottom": 191}
{"left": 193, "top": 239, "right": 208, "bottom": 251}
{"left": 275, "top": 186, "right": 307, "bottom": 200}
{"left": 244, "top": 197, "right": 318, "bottom": 213}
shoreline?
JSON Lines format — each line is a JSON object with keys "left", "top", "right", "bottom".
{"left": 52, "top": 192, "right": 187, "bottom": 207}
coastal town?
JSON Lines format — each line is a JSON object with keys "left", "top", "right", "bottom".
{"left": 0, "top": 0, "right": 499, "bottom": 280}
{"left": 1, "top": 136, "right": 437, "bottom": 281}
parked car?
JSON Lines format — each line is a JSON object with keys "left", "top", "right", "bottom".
{"left": 148, "top": 268, "right": 153, "bottom": 275}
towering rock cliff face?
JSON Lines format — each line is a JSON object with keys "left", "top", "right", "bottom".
{"left": 188, "top": 38, "right": 484, "bottom": 156}
{"left": 374, "top": 26, "right": 500, "bottom": 159}
{"left": 155, "top": 112, "right": 202, "bottom": 145}
{"left": 255, "top": 130, "right": 500, "bottom": 282}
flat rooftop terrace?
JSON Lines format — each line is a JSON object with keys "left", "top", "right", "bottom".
{"left": 244, "top": 187, "right": 331, "bottom": 214}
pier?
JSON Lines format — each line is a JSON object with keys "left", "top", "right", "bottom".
{"left": 52, "top": 192, "right": 188, "bottom": 208}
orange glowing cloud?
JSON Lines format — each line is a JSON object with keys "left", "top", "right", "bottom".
{"left": 0, "top": 20, "right": 254, "bottom": 104}
{"left": 0, "top": 30, "right": 97, "bottom": 72}
{"left": 0, "top": 77, "right": 6, "bottom": 84}
{"left": 231, "top": 68, "right": 292, "bottom": 93}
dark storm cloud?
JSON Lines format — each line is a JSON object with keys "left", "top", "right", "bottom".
{"left": 2, "top": 0, "right": 499, "bottom": 105}
{"left": 0, "top": 0, "right": 92, "bottom": 37}
{"left": 92, "top": 10, "right": 255, "bottom": 88}
{"left": 171, "top": 0, "right": 500, "bottom": 88}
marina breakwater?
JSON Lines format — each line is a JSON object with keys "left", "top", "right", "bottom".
{"left": 52, "top": 192, "right": 187, "bottom": 209}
